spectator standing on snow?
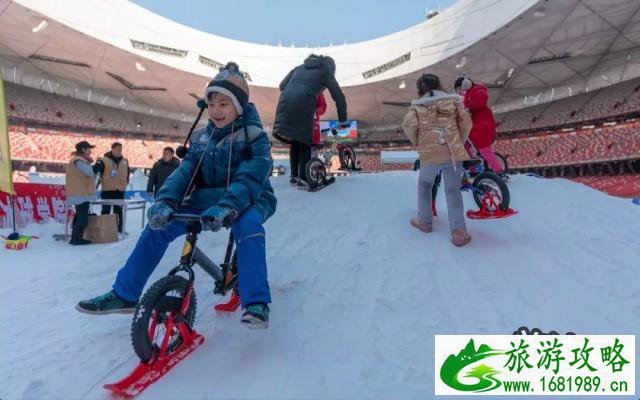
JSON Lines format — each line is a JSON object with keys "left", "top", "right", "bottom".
{"left": 65, "top": 141, "right": 98, "bottom": 246}
{"left": 94, "top": 142, "right": 130, "bottom": 233}
{"left": 402, "top": 73, "right": 473, "bottom": 247}
{"left": 272, "top": 54, "right": 347, "bottom": 187}
{"left": 147, "top": 147, "right": 180, "bottom": 197}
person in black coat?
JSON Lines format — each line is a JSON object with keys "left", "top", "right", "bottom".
{"left": 146, "top": 147, "right": 180, "bottom": 196}
{"left": 272, "top": 54, "right": 347, "bottom": 185}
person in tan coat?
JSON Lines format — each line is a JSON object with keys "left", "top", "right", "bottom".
{"left": 65, "top": 141, "right": 98, "bottom": 245}
{"left": 94, "top": 142, "right": 130, "bottom": 233}
{"left": 401, "top": 73, "right": 473, "bottom": 247}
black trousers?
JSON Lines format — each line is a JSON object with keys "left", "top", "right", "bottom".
{"left": 71, "top": 201, "right": 90, "bottom": 242}
{"left": 101, "top": 190, "right": 124, "bottom": 232}
{"left": 290, "top": 141, "right": 311, "bottom": 180}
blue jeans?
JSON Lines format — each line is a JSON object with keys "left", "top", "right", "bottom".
{"left": 113, "top": 207, "right": 271, "bottom": 308}
{"left": 418, "top": 162, "right": 466, "bottom": 231}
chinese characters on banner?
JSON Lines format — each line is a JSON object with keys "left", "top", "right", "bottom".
{"left": 0, "top": 183, "right": 67, "bottom": 229}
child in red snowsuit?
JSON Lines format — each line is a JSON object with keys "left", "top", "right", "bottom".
{"left": 312, "top": 92, "right": 327, "bottom": 146}
{"left": 454, "top": 77, "right": 503, "bottom": 173}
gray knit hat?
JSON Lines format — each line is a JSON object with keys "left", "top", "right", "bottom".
{"left": 204, "top": 62, "right": 249, "bottom": 115}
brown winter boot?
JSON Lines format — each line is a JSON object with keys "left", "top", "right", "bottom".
{"left": 411, "top": 217, "right": 433, "bottom": 233}
{"left": 451, "top": 229, "right": 471, "bottom": 247}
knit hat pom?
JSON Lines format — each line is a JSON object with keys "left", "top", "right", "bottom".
{"left": 222, "top": 62, "right": 240, "bottom": 73}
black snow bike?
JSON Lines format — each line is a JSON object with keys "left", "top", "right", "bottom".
{"left": 304, "top": 127, "right": 360, "bottom": 190}
{"left": 416, "top": 143, "right": 511, "bottom": 213}
{"left": 104, "top": 213, "right": 239, "bottom": 397}
{"left": 430, "top": 159, "right": 511, "bottom": 213}
{"left": 130, "top": 213, "right": 238, "bottom": 362}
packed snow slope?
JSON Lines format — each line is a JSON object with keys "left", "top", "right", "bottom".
{"left": 1, "top": 172, "right": 639, "bottom": 400}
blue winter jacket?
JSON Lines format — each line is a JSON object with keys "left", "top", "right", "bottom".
{"left": 156, "top": 104, "right": 277, "bottom": 222}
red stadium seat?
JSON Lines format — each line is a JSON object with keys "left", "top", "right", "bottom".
{"left": 9, "top": 126, "right": 181, "bottom": 169}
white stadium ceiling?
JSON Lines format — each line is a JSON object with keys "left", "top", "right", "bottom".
{"left": 0, "top": 0, "right": 639, "bottom": 133}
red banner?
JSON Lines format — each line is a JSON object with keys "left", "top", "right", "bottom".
{"left": 0, "top": 183, "right": 67, "bottom": 229}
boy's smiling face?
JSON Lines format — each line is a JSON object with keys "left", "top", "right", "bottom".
{"left": 207, "top": 93, "right": 239, "bottom": 128}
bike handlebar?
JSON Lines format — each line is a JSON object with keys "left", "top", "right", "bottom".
{"left": 171, "top": 212, "right": 236, "bottom": 228}
{"left": 170, "top": 213, "right": 202, "bottom": 222}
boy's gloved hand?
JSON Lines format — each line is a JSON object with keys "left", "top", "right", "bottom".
{"left": 147, "top": 201, "right": 175, "bottom": 230}
{"left": 201, "top": 206, "right": 237, "bottom": 232}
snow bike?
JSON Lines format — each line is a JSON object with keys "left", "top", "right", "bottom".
{"left": 432, "top": 158, "right": 516, "bottom": 219}
{"left": 104, "top": 213, "right": 239, "bottom": 397}
{"left": 304, "top": 127, "right": 360, "bottom": 191}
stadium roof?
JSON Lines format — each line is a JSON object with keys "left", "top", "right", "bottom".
{"left": 1, "top": 0, "right": 639, "bottom": 133}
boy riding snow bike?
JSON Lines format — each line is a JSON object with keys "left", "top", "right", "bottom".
{"left": 76, "top": 63, "right": 277, "bottom": 396}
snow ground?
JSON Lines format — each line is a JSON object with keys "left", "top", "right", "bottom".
{"left": 1, "top": 172, "right": 639, "bottom": 399}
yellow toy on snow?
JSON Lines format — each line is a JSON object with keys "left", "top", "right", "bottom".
{"left": 3, "top": 233, "right": 37, "bottom": 250}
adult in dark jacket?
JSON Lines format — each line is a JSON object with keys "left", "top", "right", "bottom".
{"left": 273, "top": 54, "right": 347, "bottom": 184}
{"left": 147, "top": 147, "right": 180, "bottom": 196}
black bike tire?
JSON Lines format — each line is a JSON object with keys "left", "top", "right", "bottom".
{"left": 304, "top": 158, "right": 326, "bottom": 190}
{"left": 339, "top": 144, "right": 357, "bottom": 170}
{"left": 472, "top": 172, "right": 510, "bottom": 211}
{"left": 130, "top": 275, "right": 197, "bottom": 363}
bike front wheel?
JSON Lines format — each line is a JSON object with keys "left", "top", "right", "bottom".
{"left": 130, "top": 275, "right": 197, "bottom": 363}
{"left": 338, "top": 144, "right": 357, "bottom": 170}
{"left": 304, "top": 157, "right": 327, "bottom": 190}
{"left": 472, "top": 172, "right": 510, "bottom": 212}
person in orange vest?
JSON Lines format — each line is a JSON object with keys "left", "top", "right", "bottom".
{"left": 65, "top": 141, "right": 98, "bottom": 245}
{"left": 94, "top": 142, "right": 130, "bottom": 233}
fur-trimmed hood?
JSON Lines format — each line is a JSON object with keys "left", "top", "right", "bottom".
{"left": 411, "top": 90, "right": 462, "bottom": 106}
